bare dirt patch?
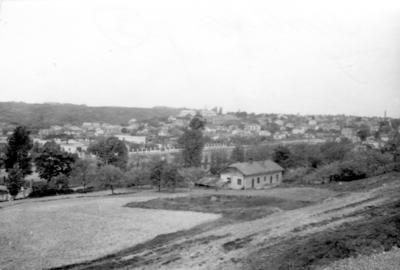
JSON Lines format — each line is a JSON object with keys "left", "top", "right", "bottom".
{"left": 126, "top": 194, "right": 313, "bottom": 221}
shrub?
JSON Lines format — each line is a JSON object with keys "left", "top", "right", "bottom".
{"left": 29, "top": 181, "right": 73, "bottom": 197}
{"left": 124, "top": 167, "right": 151, "bottom": 187}
{"left": 283, "top": 167, "right": 310, "bottom": 183}
{"left": 303, "top": 162, "right": 341, "bottom": 184}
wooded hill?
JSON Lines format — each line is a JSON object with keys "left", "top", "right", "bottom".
{"left": 0, "top": 102, "right": 182, "bottom": 128}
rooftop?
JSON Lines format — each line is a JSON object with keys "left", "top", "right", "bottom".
{"left": 226, "top": 160, "right": 284, "bottom": 176}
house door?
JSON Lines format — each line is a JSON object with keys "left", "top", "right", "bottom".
{"left": 252, "top": 179, "right": 255, "bottom": 188}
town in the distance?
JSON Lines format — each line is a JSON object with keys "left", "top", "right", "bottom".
{"left": 0, "top": 106, "right": 397, "bottom": 159}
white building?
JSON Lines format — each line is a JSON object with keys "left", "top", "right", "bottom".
{"left": 220, "top": 160, "right": 284, "bottom": 190}
{"left": 115, "top": 135, "right": 146, "bottom": 144}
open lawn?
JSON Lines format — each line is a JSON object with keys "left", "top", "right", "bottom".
{"left": 0, "top": 193, "right": 219, "bottom": 270}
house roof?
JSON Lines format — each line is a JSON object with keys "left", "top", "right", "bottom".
{"left": 225, "top": 160, "right": 284, "bottom": 176}
{"left": 0, "top": 185, "right": 8, "bottom": 194}
{"left": 195, "top": 176, "right": 225, "bottom": 187}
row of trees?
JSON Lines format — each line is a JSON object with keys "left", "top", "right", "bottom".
{"left": 0, "top": 115, "right": 209, "bottom": 198}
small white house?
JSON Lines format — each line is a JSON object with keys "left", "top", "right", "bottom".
{"left": 220, "top": 160, "right": 284, "bottom": 190}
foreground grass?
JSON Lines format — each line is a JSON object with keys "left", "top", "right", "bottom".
{"left": 245, "top": 198, "right": 400, "bottom": 270}
{"left": 53, "top": 194, "right": 315, "bottom": 269}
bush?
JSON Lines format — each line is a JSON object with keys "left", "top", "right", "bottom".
{"left": 124, "top": 167, "right": 151, "bottom": 187}
{"left": 283, "top": 167, "right": 310, "bottom": 183}
{"left": 303, "top": 162, "right": 342, "bottom": 184}
{"left": 29, "top": 181, "right": 73, "bottom": 197}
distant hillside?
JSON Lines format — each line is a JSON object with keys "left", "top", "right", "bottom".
{"left": 0, "top": 102, "right": 182, "bottom": 128}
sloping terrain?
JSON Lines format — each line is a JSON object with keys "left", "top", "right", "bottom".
{"left": 0, "top": 193, "right": 219, "bottom": 270}
{"left": 0, "top": 102, "right": 181, "bottom": 128}
{"left": 55, "top": 173, "right": 400, "bottom": 270}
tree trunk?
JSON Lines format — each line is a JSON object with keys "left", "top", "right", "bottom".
{"left": 110, "top": 185, "right": 114, "bottom": 195}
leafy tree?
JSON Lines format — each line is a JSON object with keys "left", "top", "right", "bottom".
{"left": 273, "top": 145, "right": 292, "bottom": 168}
{"left": 149, "top": 159, "right": 165, "bottom": 191}
{"left": 97, "top": 165, "right": 125, "bottom": 194}
{"left": 178, "top": 167, "right": 206, "bottom": 190}
{"left": 34, "top": 141, "right": 77, "bottom": 183}
{"left": 125, "top": 166, "right": 151, "bottom": 187}
{"left": 189, "top": 114, "right": 206, "bottom": 130}
{"left": 230, "top": 145, "right": 245, "bottom": 162}
{"left": 383, "top": 131, "right": 400, "bottom": 163}
{"left": 209, "top": 150, "right": 229, "bottom": 175}
{"left": 70, "top": 159, "right": 97, "bottom": 192}
{"left": 50, "top": 174, "right": 70, "bottom": 191}
{"left": 162, "top": 164, "right": 182, "bottom": 191}
{"left": 0, "top": 143, "right": 6, "bottom": 168}
{"left": 356, "top": 125, "right": 370, "bottom": 142}
{"left": 320, "top": 139, "right": 353, "bottom": 163}
{"left": 5, "top": 165, "right": 25, "bottom": 199}
{"left": 178, "top": 115, "right": 206, "bottom": 167}
{"left": 88, "top": 136, "right": 128, "bottom": 169}
{"left": 245, "top": 144, "right": 273, "bottom": 162}
{"left": 4, "top": 126, "right": 33, "bottom": 176}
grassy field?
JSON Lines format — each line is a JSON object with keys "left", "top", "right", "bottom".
{"left": 2, "top": 174, "right": 398, "bottom": 270}
{"left": 0, "top": 193, "right": 219, "bottom": 270}
{"left": 126, "top": 194, "right": 313, "bottom": 221}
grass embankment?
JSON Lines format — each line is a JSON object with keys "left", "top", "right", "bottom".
{"left": 126, "top": 194, "right": 313, "bottom": 221}
{"left": 246, "top": 198, "right": 400, "bottom": 270}
{"left": 53, "top": 194, "right": 314, "bottom": 269}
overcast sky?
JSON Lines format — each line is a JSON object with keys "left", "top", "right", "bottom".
{"left": 0, "top": 0, "right": 399, "bottom": 117}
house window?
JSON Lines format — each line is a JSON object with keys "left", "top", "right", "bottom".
{"left": 257, "top": 177, "right": 260, "bottom": 184}
{"left": 276, "top": 174, "right": 279, "bottom": 181}
{"left": 237, "top": 179, "right": 242, "bottom": 185}
{"left": 227, "top": 177, "right": 231, "bottom": 183}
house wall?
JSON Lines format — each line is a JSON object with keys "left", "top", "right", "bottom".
{"left": 220, "top": 169, "right": 245, "bottom": 190}
{"left": 221, "top": 170, "right": 283, "bottom": 190}
{"left": 243, "top": 172, "right": 282, "bottom": 189}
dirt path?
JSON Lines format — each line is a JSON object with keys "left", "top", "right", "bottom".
{"left": 114, "top": 185, "right": 394, "bottom": 270}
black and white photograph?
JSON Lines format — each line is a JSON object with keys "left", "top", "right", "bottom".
{"left": 0, "top": 0, "right": 400, "bottom": 269}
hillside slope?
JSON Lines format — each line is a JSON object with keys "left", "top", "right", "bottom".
{"left": 0, "top": 102, "right": 182, "bottom": 128}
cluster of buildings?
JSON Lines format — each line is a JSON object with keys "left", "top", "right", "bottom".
{"left": 0, "top": 109, "right": 398, "bottom": 159}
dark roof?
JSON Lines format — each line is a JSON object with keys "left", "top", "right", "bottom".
{"left": 195, "top": 176, "right": 225, "bottom": 187}
{"left": 224, "top": 160, "right": 284, "bottom": 176}
{"left": 0, "top": 185, "right": 8, "bottom": 194}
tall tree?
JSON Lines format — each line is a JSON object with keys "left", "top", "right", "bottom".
{"left": 88, "top": 136, "right": 128, "bottom": 169}
{"left": 162, "top": 164, "right": 182, "bottom": 191}
{"left": 178, "top": 167, "right": 205, "bottom": 190}
{"left": 5, "top": 126, "right": 33, "bottom": 176}
{"left": 70, "top": 159, "right": 97, "bottom": 192}
{"left": 356, "top": 125, "right": 370, "bottom": 142}
{"left": 150, "top": 159, "right": 165, "bottom": 192}
{"left": 209, "top": 150, "right": 229, "bottom": 175}
{"left": 5, "top": 165, "right": 25, "bottom": 200}
{"left": 230, "top": 145, "right": 245, "bottom": 163}
{"left": 273, "top": 145, "right": 292, "bottom": 168}
{"left": 97, "top": 165, "right": 124, "bottom": 194}
{"left": 383, "top": 131, "right": 400, "bottom": 163}
{"left": 178, "top": 115, "right": 206, "bottom": 167}
{"left": 34, "top": 141, "right": 77, "bottom": 183}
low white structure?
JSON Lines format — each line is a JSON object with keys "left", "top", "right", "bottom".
{"left": 220, "top": 160, "right": 284, "bottom": 190}
{"left": 115, "top": 135, "right": 146, "bottom": 144}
